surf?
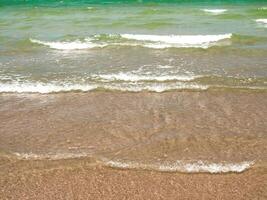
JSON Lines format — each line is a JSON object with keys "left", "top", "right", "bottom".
{"left": 202, "top": 9, "right": 227, "bottom": 14}
{"left": 30, "top": 33, "right": 232, "bottom": 50}
{"left": 30, "top": 38, "right": 105, "bottom": 50}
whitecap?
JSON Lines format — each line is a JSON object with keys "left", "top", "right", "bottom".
{"left": 30, "top": 33, "right": 232, "bottom": 50}
{"left": 30, "top": 38, "right": 104, "bottom": 50}
{"left": 258, "top": 7, "right": 267, "bottom": 10}
{"left": 256, "top": 19, "right": 267, "bottom": 24}
{"left": 202, "top": 9, "right": 227, "bottom": 14}
{"left": 120, "top": 34, "right": 232, "bottom": 48}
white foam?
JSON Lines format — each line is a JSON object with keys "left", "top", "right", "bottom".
{"left": 157, "top": 65, "right": 174, "bottom": 69}
{"left": 104, "top": 83, "right": 208, "bottom": 92}
{"left": 94, "top": 72, "right": 198, "bottom": 82}
{"left": 202, "top": 9, "right": 227, "bottom": 14}
{"left": 30, "top": 33, "right": 232, "bottom": 50}
{"left": 30, "top": 38, "right": 104, "bottom": 50}
{"left": 256, "top": 19, "right": 267, "bottom": 24}
{"left": 0, "top": 81, "right": 208, "bottom": 93}
{"left": 120, "top": 34, "right": 232, "bottom": 48}
{"left": 104, "top": 159, "right": 254, "bottom": 173}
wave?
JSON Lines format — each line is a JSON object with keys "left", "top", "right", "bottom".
{"left": 30, "top": 38, "right": 105, "bottom": 50}
{"left": 258, "top": 7, "right": 267, "bottom": 10}
{"left": 1, "top": 78, "right": 266, "bottom": 94}
{"left": 256, "top": 19, "right": 267, "bottom": 24}
{"left": 102, "top": 159, "right": 254, "bottom": 173}
{"left": 120, "top": 34, "right": 232, "bottom": 48}
{"left": 12, "top": 152, "right": 254, "bottom": 173}
{"left": 93, "top": 72, "right": 198, "bottom": 82}
{"left": 202, "top": 9, "right": 227, "bottom": 14}
{"left": 0, "top": 82, "right": 208, "bottom": 93}
{"left": 30, "top": 33, "right": 232, "bottom": 50}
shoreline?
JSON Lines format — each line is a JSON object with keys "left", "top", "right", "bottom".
{"left": 1, "top": 156, "right": 266, "bottom": 200}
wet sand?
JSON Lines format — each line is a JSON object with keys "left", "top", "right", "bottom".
{"left": 0, "top": 90, "right": 267, "bottom": 199}
{"left": 0, "top": 156, "right": 266, "bottom": 200}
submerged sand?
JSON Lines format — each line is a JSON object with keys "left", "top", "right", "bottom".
{"left": 0, "top": 90, "right": 267, "bottom": 199}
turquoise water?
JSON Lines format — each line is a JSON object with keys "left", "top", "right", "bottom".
{"left": 0, "top": 1, "right": 267, "bottom": 92}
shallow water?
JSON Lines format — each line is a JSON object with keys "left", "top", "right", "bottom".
{"left": 0, "top": 1, "right": 267, "bottom": 92}
{"left": 0, "top": 1, "right": 267, "bottom": 174}
{"left": 0, "top": 92, "right": 266, "bottom": 173}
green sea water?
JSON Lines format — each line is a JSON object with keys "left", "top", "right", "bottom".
{"left": 0, "top": 0, "right": 267, "bottom": 92}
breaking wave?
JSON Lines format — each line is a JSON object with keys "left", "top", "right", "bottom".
{"left": 0, "top": 81, "right": 208, "bottom": 93}
{"left": 202, "top": 9, "right": 227, "bottom": 14}
{"left": 256, "top": 19, "right": 267, "bottom": 24}
{"left": 0, "top": 82, "right": 97, "bottom": 93}
{"left": 30, "top": 38, "right": 105, "bottom": 50}
{"left": 119, "top": 34, "right": 232, "bottom": 48}
{"left": 30, "top": 33, "right": 232, "bottom": 50}
{"left": 93, "top": 72, "right": 198, "bottom": 82}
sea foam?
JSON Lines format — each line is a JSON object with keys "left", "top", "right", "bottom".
{"left": 13, "top": 152, "right": 254, "bottom": 173}
{"left": 0, "top": 81, "right": 207, "bottom": 93}
{"left": 104, "top": 159, "right": 254, "bottom": 173}
{"left": 94, "top": 72, "right": 198, "bottom": 82}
